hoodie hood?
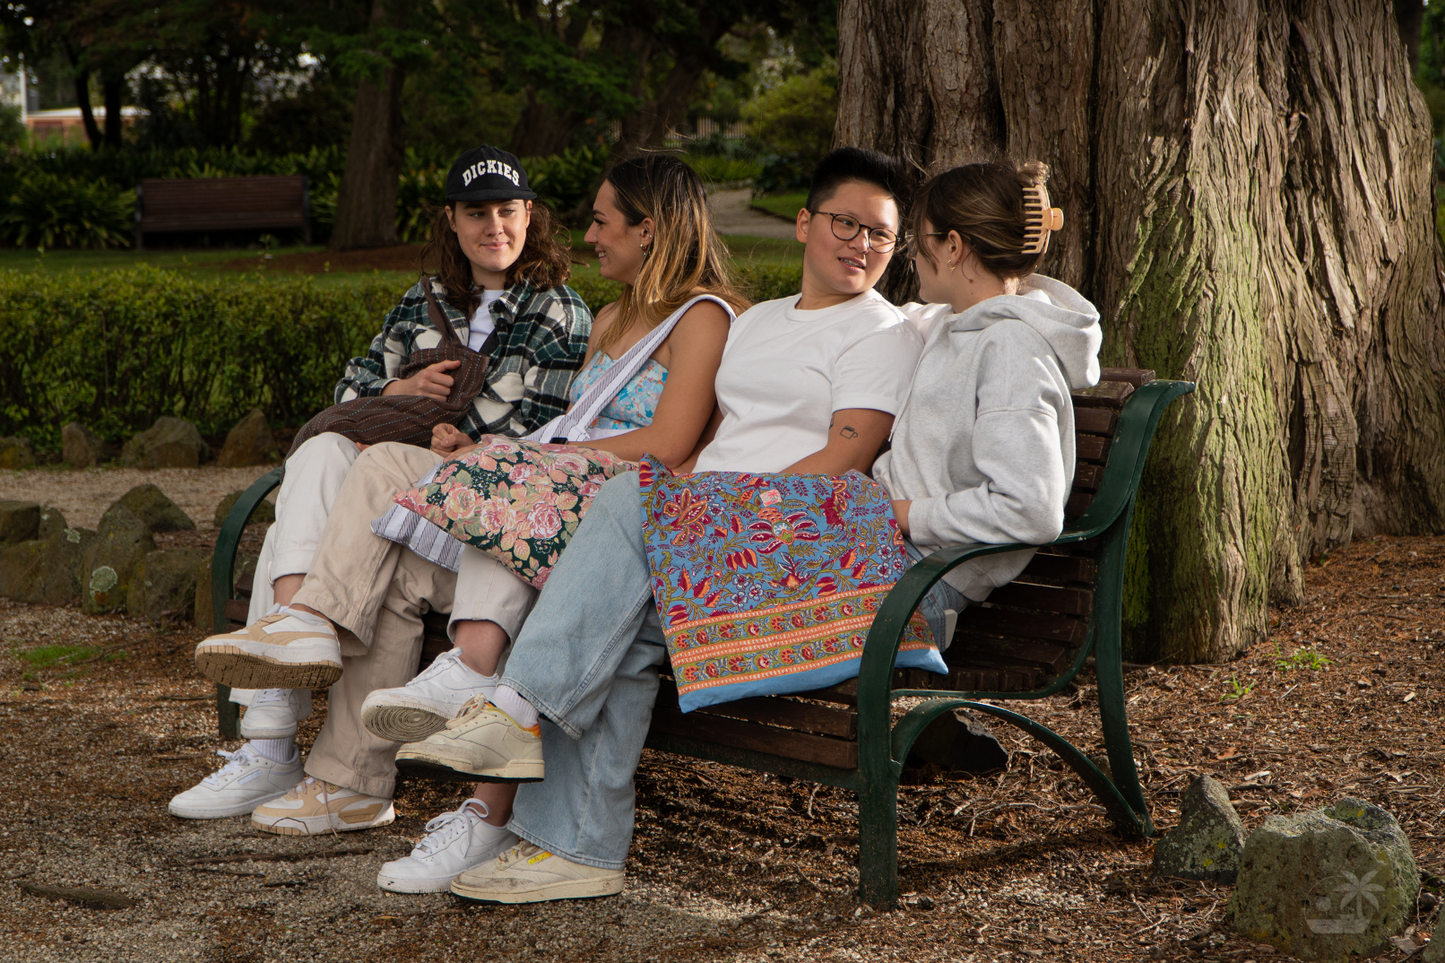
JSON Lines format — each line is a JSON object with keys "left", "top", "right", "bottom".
{"left": 949, "top": 275, "right": 1101, "bottom": 390}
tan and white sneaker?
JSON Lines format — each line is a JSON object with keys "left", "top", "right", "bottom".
{"left": 394, "top": 699, "right": 544, "bottom": 783}
{"left": 195, "top": 610, "right": 343, "bottom": 690}
{"left": 251, "top": 776, "right": 395, "bottom": 835}
{"left": 450, "top": 840, "right": 624, "bottom": 903}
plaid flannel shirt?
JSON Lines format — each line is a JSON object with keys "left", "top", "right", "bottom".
{"left": 336, "top": 277, "right": 592, "bottom": 440}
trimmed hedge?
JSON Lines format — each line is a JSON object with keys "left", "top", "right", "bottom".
{"left": 0, "top": 263, "right": 803, "bottom": 451}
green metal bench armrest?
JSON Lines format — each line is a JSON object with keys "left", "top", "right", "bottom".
{"left": 856, "top": 379, "right": 1195, "bottom": 701}
{"left": 210, "top": 466, "right": 284, "bottom": 633}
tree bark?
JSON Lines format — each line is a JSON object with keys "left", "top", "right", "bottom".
{"left": 836, "top": 0, "right": 1445, "bottom": 663}
{"left": 69, "top": 62, "right": 102, "bottom": 149}
{"left": 102, "top": 76, "right": 123, "bottom": 148}
{"left": 330, "top": 0, "right": 409, "bottom": 250}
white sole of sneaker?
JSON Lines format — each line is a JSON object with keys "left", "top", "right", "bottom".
{"left": 252, "top": 801, "right": 396, "bottom": 836}
{"left": 449, "top": 872, "right": 624, "bottom": 903}
{"left": 168, "top": 788, "right": 290, "bottom": 820}
{"left": 238, "top": 720, "right": 300, "bottom": 740}
{"left": 376, "top": 871, "right": 458, "bottom": 894}
{"left": 393, "top": 753, "right": 545, "bottom": 783}
{"left": 361, "top": 702, "right": 450, "bottom": 744}
{"left": 196, "top": 646, "right": 343, "bottom": 690}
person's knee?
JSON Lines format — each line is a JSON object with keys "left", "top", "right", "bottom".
{"left": 292, "top": 432, "right": 362, "bottom": 468}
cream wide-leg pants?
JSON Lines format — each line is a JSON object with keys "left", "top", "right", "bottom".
{"left": 236, "top": 438, "right": 538, "bottom": 798}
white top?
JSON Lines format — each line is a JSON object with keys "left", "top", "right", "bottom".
{"left": 695, "top": 289, "right": 923, "bottom": 473}
{"left": 467, "top": 290, "right": 504, "bottom": 350}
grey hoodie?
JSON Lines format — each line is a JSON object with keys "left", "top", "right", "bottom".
{"left": 873, "top": 275, "right": 1102, "bottom": 600}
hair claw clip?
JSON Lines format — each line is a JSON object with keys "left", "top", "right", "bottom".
{"left": 1022, "top": 183, "right": 1064, "bottom": 255}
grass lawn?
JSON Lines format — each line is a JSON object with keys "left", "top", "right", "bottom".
{"left": 750, "top": 192, "right": 807, "bottom": 222}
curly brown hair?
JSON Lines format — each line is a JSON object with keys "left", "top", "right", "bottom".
{"left": 419, "top": 200, "right": 573, "bottom": 316}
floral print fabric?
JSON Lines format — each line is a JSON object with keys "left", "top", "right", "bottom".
{"left": 393, "top": 436, "right": 638, "bottom": 588}
{"left": 639, "top": 456, "right": 947, "bottom": 712}
{"left": 567, "top": 352, "right": 669, "bottom": 431}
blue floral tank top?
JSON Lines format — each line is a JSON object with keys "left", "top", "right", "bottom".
{"left": 567, "top": 352, "right": 669, "bottom": 431}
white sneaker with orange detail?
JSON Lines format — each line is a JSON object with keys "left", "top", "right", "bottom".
{"left": 250, "top": 776, "right": 395, "bottom": 835}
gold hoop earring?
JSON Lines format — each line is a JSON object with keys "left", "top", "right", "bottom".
{"left": 949, "top": 260, "right": 958, "bottom": 274}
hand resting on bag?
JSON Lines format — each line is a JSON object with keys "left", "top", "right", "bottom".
{"left": 382, "top": 358, "right": 462, "bottom": 400}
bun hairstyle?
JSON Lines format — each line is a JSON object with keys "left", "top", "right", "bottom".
{"left": 909, "top": 159, "right": 1054, "bottom": 280}
{"left": 599, "top": 153, "right": 748, "bottom": 354}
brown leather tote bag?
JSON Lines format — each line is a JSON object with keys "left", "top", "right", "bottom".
{"left": 287, "top": 281, "right": 494, "bottom": 458}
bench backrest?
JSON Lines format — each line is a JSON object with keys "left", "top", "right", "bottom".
{"left": 136, "top": 175, "right": 309, "bottom": 235}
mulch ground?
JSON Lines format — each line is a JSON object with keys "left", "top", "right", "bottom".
{"left": 0, "top": 532, "right": 1440, "bottom": 962}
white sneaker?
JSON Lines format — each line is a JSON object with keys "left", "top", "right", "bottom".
{"left": 361, "top": 648, "right": 496, "bottom": 744}
{"left": 195, "top": 609, "right": 343, "bottom": 690}
{"left": 240, "top": 688, "right": 313, "bottom": 740}
{"left": 394, "top": 699, "right": 544, "bottom": 782}
{"left": 376, "top": 801, "right": 518, "bottom": 894}
{"left": 167, "top": 744, "right": 303, "bottom": 819}
{"left": 450, "top": 840, "right": 624, "bottom": 903}
{"left": 251, "top": 776, "right": 395, "bottom": 835}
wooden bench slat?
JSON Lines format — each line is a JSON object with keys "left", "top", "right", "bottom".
{"left": 1098, "top": 367, "right": 1156, "bottom": 386}
{"left": 1074, "top": 407, "right": 1118, "bottom": 434}
{"left": 1065, "top": 491, "right": 1094, "bottom": 519}
{"left": 1072, "top": 463, "right": 1103, "bottom": 492}
{"left": 985, "top": 581, "right": 1092, "bottom": 615}
{"left": 649, "top": 706, "right": 859, "bottom": 768}
{"left": 1019, "top": 553, "right": 1097, "bottom": 583}
{"left": 954, "top": 606, "right": 1088, "bottom": 645}
{"left": 1076, "top": 435, "right": 1110, "bottom": 462}
{"left": 949, "top": 636, "right": 1076, "bottom": 674}
{"left": 1072, "top": 381, "right": 1134, "bottom": 408}
{"left": 656, "top": 685, "right": 858, "bottom": 738}
{"left": 224, "top": 599, "right": 250, "bottom": 624}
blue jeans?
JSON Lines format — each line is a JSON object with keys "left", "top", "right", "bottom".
{"left": 500, "top": 472, "right": 965, "bottom": 869}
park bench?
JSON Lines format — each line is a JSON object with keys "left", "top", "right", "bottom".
{"left": 208, "top": 368, "right": 1193, "bottom": 909}
{"left": 134, "top": 174, "right": 312, "bottom": 248}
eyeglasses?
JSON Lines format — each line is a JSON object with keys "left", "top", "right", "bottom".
{"left": 809, "top": 210, "right": 899, "bottom": 253}
{"left": 900, "top": 231, "right": 948, "bottom": 256}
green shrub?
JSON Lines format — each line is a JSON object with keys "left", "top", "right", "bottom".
{"left": 682, "top": 153, "right": 764, "bottom": 185}
{"left": 563, "top": 264, "right": 801, "bottom": 317}
{"left": 0, "top": 173, "right": 134, "bottom": 250}
{"left": 742, "top": 64, "right": 837, "bottom": 166}
{"left": 0, "top": 267, "right": 399, "bottom": 448}
{"left": 526, "top": 146, "right": 607, "bottom": 216}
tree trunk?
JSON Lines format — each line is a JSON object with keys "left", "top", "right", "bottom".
{"left": 836, "top": 0, "right": 1445, "bottom": 663}
{"left": 510, "top": 93, "right": 587, "bottom": 157}
{"left": 102, "top": 76, "right": 123, "bottom": 148}
{"left": 330, "top": 0, "right": 409, "bottom": 250}
{"left": 69, "top": 63, "right": 102, "bottom": 149}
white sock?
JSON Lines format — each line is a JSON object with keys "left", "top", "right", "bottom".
{"left": 277, "top": 605, "right": 330, "bottom": 628}
{"left": 250, "top": 738, "right": 297, "bottom": 764}
{"left": 490, "top": 685, "right": 539, "bottom": 729}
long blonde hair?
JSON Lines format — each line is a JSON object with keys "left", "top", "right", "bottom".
{"left": 599, "top": 154, "right": 748, "bottom": 352}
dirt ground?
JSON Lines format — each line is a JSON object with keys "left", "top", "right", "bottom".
{"left": 0, "top": 524, "right": 1440, "bottom": 962}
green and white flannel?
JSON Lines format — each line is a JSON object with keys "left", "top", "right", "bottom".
{"left": 336, "top": 278, "right": 592, "bottom": 440}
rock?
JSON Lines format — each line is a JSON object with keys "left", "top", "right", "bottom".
{"left": 905, "top": 709, "right": 1009, "bottom": 773}
{"left": 61, "top": 422, "right": 112, "bottom": 467}
{"left": 117, "top": 484, "right": 195, "bottom": 532}
{"left": 0, "top": 539, "right": 44, "bottom": 600}
{"left": 1425, "top": 934, "right": 1445, "bottom": 963}
{"left": 1152, "top": 775, "right": 1247, "bottom": 883}
{"left": 213, "top": 490, "right": 276, "bottom": 529}
{"left": 0, "top": 499, "right": 40, "bottom": 544}
{"left": 0, "top": 436, "right": 34, "bottom": 469}
{"left": 37, "top": 506, "right": 67, "bottom": 541}
{"left": 119, "top": 416, "right": 209, "bottom": 469}
{"left": 127, "top": 548, "right": 209, "bottom": 621}
{"left": 217, "top": 409, "right": 279, "bottom": 467}
{"left": 0, "top": 525, "right": 94, "bottom": 605}
{"left": 81, "top": 505, "right": 156, "bottom": 614}
{"left": 1228, "top": 798, "right": 1420, "bottom": 962}
{"left": 193, "top": 550, "right": 258, "bottom": 629}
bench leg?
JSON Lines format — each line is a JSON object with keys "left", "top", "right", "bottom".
{"left": 856, "top": 766, "right": 900, "bottom": 909}
{"left": 217, "top": 683, "right": 240, "bottom": 739}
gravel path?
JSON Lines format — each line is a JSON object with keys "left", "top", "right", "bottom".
{"left": 709, "top": 189, "right": 799, "bottom": 239}
{"left": 0, "top": 465, "right": 278, "bottom": 531}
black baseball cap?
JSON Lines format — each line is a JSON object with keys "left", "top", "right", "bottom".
{"left": 446, "top": 146, "right": 537, "bottom": 203}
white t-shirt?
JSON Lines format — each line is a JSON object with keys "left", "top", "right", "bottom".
{"left": 468, "top": 290, "right": 504, "bottom": 350}
{"left": 694, "top": 289, "right": 923, "bottom": 473}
